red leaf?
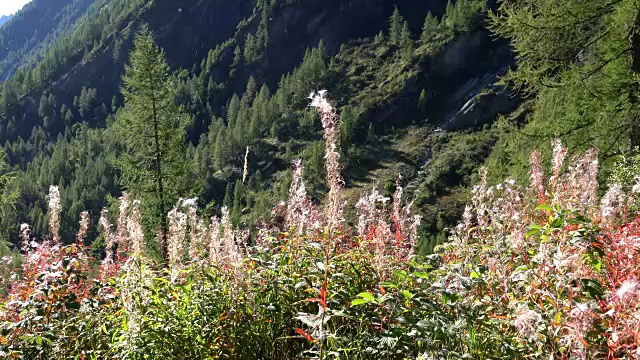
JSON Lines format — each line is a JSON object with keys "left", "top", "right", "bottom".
{"left": 319, "top": 283, "right": 327, "bottom": 310}
{"left": 295, "top": 328, "right": 317, "bottom": 343}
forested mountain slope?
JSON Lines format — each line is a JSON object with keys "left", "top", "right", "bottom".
{"left": 3, "top": 0, "right": 629, "bottom": 259}
{"left": 0, "top": 0, "right": 517, "bottom": 256}
{"left": 0, "top": 15, "right": 12, "bottom": 28}
{"left": 0, "top": 0, "right": 101, "bottom": 80}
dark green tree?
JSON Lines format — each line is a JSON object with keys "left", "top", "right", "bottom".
{"left": 62, "top": 105, "right": 73, "bottom": 126}
{"left": 421, "top": 11, "right": 439, "bottom": 42}
{"left": 243, "top": 76, "right": 258, "bottom": 106}
{"left": 244, "top": 33, "right": 259, "bottom": 64}
{"left": 0, "top": 148, "right": 17, "bottom": 242}
{"left": 257, "top": 2, "right": 269, "bottom": 47}
{"left": 452, "top": 0, "right": 485, "bottom": 33}
{"left": 487, "top": 0, "right": 640, "bottom": 172}
{"left": 443, "top": 0, "right": 458, "bottom": 33}
{"left": 388, "top": 7, "right": 403, "bottom": 45}
{"left": 114, "top": 27, "right": 190, "bottom": 262}
{"left": 304, "top": 141, "right": 327, "bottom": 199}
{"left": 38, "top": 93, "right": 54, "bottom": 120}
{"left": 78, "top": 87, "right": 97, "bottom": 121}
{"left": 223, "top": 181, "right": 233, "bottom": 208}
{"left": 212, "top": 128, "right": 229, "bottom": 171}
{"left": 400, "top": 21, "right": 412, "bottom": 49}
{"left": 231, "top": 179, "right": 244, "bottom": 226}
{"left": 374, "top": 31, "right": 385, "bottom": 44}
{"left": 111, "top": 95, "right": 118, "bottom": 112}
{"left": 340, "top": 106, "right": 358, "bottom": 151}
{"left": 232, "top": 45, "right": 242, "bottom": 68}
{"left": 418, "top": 89, "right": 427, "bottom": 114}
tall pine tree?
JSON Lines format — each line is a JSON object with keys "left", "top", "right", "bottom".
{"left": 421, "top": 11, "right": 439, "bottom": 42}
{"left": 115, "top": 26, "right": 190, "bottom": 262}
{"left": 400, "top": 21, "right": 413, "bottom": 50}
{"left": 488, "top": 0, "right": 640, "bottom": 158}
{"left": 389, "top": 7, "right": 404, "bottom": 45}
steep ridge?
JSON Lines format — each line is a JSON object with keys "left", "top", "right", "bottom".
{"left": 0, "top": 0, "right": 100, "bottom": 80}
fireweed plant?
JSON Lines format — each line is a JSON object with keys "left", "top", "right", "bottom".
{"left": 0, "top": 94, "right": 639, "bottom": 359}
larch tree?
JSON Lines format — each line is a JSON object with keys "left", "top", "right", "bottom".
{"left": 421, "top": 11, "right": 439, "bottom": 42}
{"left": 389, "top": 7, "right": 404, "bottom": 45}
{"left": 488, "top": 0, "right": 640, "bottom": 159}
{"left": 400, "top": 20, "right": 413, "bottom": 49}
{"left": 115, "top": 26, "right": 190, "bottom": 262}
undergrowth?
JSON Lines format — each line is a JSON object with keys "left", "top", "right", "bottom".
{"left": 0, "top": 94, "right": 639, "bottom": 359}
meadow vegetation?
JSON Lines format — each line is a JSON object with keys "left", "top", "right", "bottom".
{"left": 1, "top": 93, "right": 639, "bottom": 359}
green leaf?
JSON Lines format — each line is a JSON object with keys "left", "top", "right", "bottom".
{"left": 357, "top": 292, "right": 375, "bottom": 302}
{"left": 535, "top": 204, "right": 554, "bottom": 212}
{"left": 469, "top": 271, "right": 481, "bottom": 279}
{"left": 379, "top": 281, "right": 398, "bottom": 288}
{"left": 393, "top": 270, "right": 408, "bottom": 281}
{"left": 514, "top": 265, "right": 529, "bottom": 273}
{"left": 351, "top": 298, "right": 369, "bottom": 306}
{"left": 550, "top": 217, "right": 564, "bottom": 228}
{"left": 593, "top": 259, "right": 602, "bottom": 272}
{"left": 412, "top": 272, "right": 430, "bottom": 279}
{"left": 526, "top": 228, "right": 541, "bottom": 238}
{"left": 581, "top": 279, "right": 604, "bottom": 299}
{"left": 554, "top": 311, "right": 562, "bottom": 325}
{"left": 442, "top": 291, "right": 459, "bottom": 305}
